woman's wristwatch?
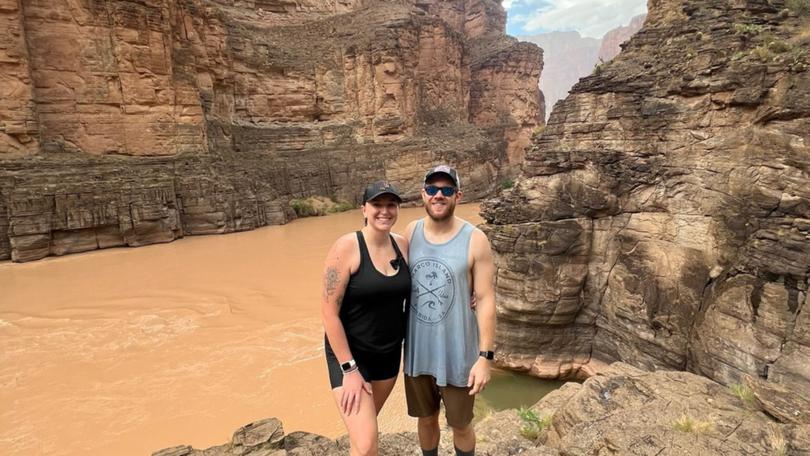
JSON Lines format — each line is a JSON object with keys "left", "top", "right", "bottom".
{"left": 340, "top": 358, "right": 358, "bottom": 374}
{"left": 479, "top": 350, "right": 495, "bottom": 360}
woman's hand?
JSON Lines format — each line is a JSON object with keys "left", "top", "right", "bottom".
{"left": 340, "top": 370, "right": 373, "bottom": 415}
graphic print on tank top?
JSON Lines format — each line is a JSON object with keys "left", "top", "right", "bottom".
{"left": 410, "top": 257, "right": 455, "bottom": 324}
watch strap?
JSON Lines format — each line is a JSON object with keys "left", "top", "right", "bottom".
{"left": 340, "top": 358, "right": 357, "bottom": 373}
{"left": 479, "top": 350, "right": 495, "bottom": 360}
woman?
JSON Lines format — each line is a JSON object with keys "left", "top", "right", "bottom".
{"left": 321, "top": 181, "right": 411, "bottom": 456}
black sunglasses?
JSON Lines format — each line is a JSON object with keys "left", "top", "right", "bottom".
{"left": 424, "top": 185, "right": 457, "bottom": 197}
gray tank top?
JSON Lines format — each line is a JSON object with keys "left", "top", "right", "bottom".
{"left": 404, "top": 219, "right": 479, "bottom": 387}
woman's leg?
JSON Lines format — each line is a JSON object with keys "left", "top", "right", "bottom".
{"left": 370, "top": 377, "right": 397, "bottom": 415}
{"left": 332, "top": 386, "right": 379, "bottom": 456}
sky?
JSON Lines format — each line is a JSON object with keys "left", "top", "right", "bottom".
{"left": 503, "top": 0, "right": 648, "bottom": 39}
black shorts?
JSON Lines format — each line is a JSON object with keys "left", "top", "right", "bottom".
{"left": 324, "top": 338, "right": 401, "bottom": 389}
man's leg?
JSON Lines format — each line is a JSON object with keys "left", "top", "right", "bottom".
{"left": 450, "top": 423, "right": 475, "bottom": 455}
{"left": 417, "top": 411, "right": 441, "bottom": 455}
{"left": 405, "top": 375, "right": 441, "bottom": 455}
{"left": 441, "top": 384, "right": 476, "bottom": 456}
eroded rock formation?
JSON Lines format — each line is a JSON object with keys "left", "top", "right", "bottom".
{"left": 597, "top": 13, "right": 646, "bottom": 63}
{"left": 0, "top": 0, "right": 542, "bottom": 262}
{"left": 483, "top": 0, "right": 810, "bottom": 401}
{"left": 523, "top": 363, "right": 809, "bottom": 455}
{"left": 522, "top": 14, "right": 645, "bottom": 122}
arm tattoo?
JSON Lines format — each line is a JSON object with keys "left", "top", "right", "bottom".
{"left": 324, "top": 266, "right": 340, "bottom": 299}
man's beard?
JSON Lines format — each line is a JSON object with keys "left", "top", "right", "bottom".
{"left": 425, "top": 200, "right": 455, "bottom": 221}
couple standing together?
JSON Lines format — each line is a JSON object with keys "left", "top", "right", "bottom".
{"left": 321, "top": 165, "right": 496, "bottom": 456}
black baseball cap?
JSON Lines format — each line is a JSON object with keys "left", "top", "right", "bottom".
{"left": 424, "top": 164, "right": 460, "bottom": 188}
{"left": 362, "top": 181, "right": 403, "bottom": 203}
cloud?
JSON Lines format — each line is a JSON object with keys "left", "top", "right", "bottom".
{"left": 505, "top": 0, "right": 647, "bottom": 39}
{"left": 509, "top": 13, "right": 530, "bottom": 25}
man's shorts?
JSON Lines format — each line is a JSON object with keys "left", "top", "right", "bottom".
{"left": 404, "top": 374, "right": 475, "bottom": 428}
{"left": 324, "top": 338, "right": 401, "bottom": 389}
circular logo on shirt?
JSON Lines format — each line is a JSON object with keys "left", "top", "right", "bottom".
{"left": 411, "top": 258, "right": 455, "bottom": 324}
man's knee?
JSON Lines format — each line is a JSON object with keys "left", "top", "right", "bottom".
{"left": 417, "top": 412, "right": 440, "bottom": 430}
{"left": 450, "top": 422, "right": 474, "bottom": 440}
{"left": 450, "top": 423, "right": 475, "bottom": 456}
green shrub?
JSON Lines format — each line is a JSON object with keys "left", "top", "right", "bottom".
{"left": 672, "top": 414, "right": 714, "bottom": 433}
{"left": 290, "top": 198, "right": 318, "bottom": 217}
{"left": 517, "top": 407, "right": 552, "bottom": 440}
{"left": 730, "top": 383, "right": 757, "bottom": 408}
{"left": 326, "top": 201, "right": 355, "bottom": 214}
{"left": 734, "top": 23, "right": 764, "bottom": 36}
{"left": 787, "top": 0, "right": 810, "bottom": 16}
{"left": 592, "top": 57, "right": 607, "bottom": 76}
{"left": 531, "top": 125, "right": 545, "bottom": 139}
{"left": 501, "top": 178, "right": 515, "bottom": 190}
{"left": 770, "top": 425, "right": 788, "bottom": 456}
{"left": 788, "top": 48, "right": 809, "bottom": 72}
{"left": 768, "top": 424, "right": 788, "bottom": 456}
{"left": 290, "top": 196, "right": 354, "bottom": 217}
{"left": 768, "top": 39, "right": 791, "bottom": 53}
{"left": 752, "top": 45, "right": 775, "bottom": 62}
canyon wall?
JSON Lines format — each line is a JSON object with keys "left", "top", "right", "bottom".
{"left": 484, "top": 0, "right": 810, "bottom": 399}
{"left": 0, "top": 0, "right": 542, "bottom": 262}
{"left": 522, "top": 14, "right": 646, "bottom": 121}
{"left": 0, "top": 0, "right": 38, "bottom": 156}
{"left": 597, "top": 13, "right": 646, "bottom": 63}
{"left": 520, "top": 31, "right": 600, "bottom": 122}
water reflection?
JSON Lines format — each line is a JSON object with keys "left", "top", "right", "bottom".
{"left": 479, "top": 369, "right": 564, "bottom": 413}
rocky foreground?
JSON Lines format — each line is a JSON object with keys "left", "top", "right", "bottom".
{"left": 154, "top": 363, "right": 810, "bottom": 455}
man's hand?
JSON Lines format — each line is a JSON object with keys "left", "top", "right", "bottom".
{"left": 340, "top": 370, "right": 373, "bottom": 415}
{"left": 467, "top": 357, "right": 492, "bottom": 395}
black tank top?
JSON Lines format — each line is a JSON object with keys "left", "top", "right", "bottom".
{"left": 339, "top": 231, "right": 411, "bottom": 353}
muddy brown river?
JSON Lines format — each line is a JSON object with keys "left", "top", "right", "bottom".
{"left": 0, "top": 204, "right": 559, "bottom": 456}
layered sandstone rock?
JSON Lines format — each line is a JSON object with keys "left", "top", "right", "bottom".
{"left": 0, "top": 0, "right": 542, "bottom": 262}
{"left": 483, "top": 0, "right": 810, "bottom": 402}
{"left": 470, "top": 36, "right": 543, "bottom": 170}
{"left": 413, "top": 0, "right": 506, "bottom": 40}
{"left": 597, "top": 13, "right": 646, "bottom": 63}
{"left": 527, "top": 363, "right": 809, "bottom": 455}
{"left": 0, "top": 0, "right": 38, "bottom": 156}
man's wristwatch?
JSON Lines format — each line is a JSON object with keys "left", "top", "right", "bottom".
{"left": 479, "top": 350, "right": 495, "bottom": 360}
{"left": 340, "top": 359, "right": 357, "bottom": 374}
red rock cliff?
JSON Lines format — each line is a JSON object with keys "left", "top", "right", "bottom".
{"left": 0, "top": 0, "right": 542, "bottom": 262}
{"left": 483, "top": 0, "right": 810, "bottom": 404}
{"left": 597, "top": 13, "right": 646, "bottom": 63}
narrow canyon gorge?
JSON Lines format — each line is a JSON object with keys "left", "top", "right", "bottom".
{"left": 2, "top": 0, "right": 809, "bottom": 455}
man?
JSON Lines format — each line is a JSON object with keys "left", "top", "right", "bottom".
{"left": 403, "top": 165, "right": 497, "bottom": 456}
